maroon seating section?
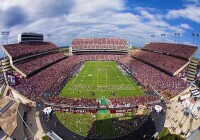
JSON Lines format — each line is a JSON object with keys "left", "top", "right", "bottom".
{"left": 143, "top": 43, "right": 197, "bottom": 59}
{"left": 110, "top": 95, "right": 160, "bottom": 107}
{"left": 72, "top": 38, "right": 128, "bottom": 50}
{"left": 4, "top": 42, "right": 58, "bottom": 59}
{"left": 119, "top": 57, "right": 190, "bottom": 97}
{"left": 78, "top": 54, "right": 127, "bottom": 61}
{"left": 14, "top": 55, "right": 81, "bottom": 102}
{"left": 132, "top": 50, "right": 188, "bottom": 74}
{"left": 14, "top": 52, "right": 66, "bottom": 75}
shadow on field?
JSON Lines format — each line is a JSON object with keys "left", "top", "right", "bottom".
{"left": 86, "top": 114, "right": 157, "bottom": 140}
{"left": 39, "top": 110, "right": 166, "bottom": 140}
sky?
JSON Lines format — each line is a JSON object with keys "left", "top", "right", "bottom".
{"left": 0, "top": 0, "right": 200, "bottom": 57}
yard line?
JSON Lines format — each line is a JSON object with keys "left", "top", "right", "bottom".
{"left": 113, "top": 62, "right": 135, "bottom": 90}
{"left": 68, "top": 72, "right": 80, "bottom": 90}
{"left": 68, "top": 61, "right": 90, "bottom": 90}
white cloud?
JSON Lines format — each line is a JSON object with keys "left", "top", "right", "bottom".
{"left": 0, "top": 0, "right": 193, "bottom": 49}
{"left": 180, "top": 23, "right": 192, "bottom": 29}
{"left": 167, "top": 4, "right": 200, "bottom": 23}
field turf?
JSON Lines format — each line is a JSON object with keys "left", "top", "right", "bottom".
{"left": 59, "top": 61, "right": 144, "bottom": 98}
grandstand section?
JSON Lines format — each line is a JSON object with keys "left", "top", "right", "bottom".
{"left": 119, "top": 57, "right": 190, "bottom": 98}
{"left": 3, "top": 42, "right": 62, "bottom": 77}
{"left": 132, "top": 50, "right": 189, "bottom": 76}
{"left": 143, "top": 42, "right": 197, "bottom": 60}
{"left": 138, "top": 42, "right": 198, "bottom": 83}
{"left": 13, "top": 55, "right": 81, "bottom": 102}
{"left": 70, "top": 38, "right": 128, "bottom": 55}
{"left": 14, "top": 52, "right": 67, "bottom": 76}
{"left": 3, "top": 42, "right": 58, "bottom": 61}
{"left": 78, "top": 54, "right": 126, "bottom": 61}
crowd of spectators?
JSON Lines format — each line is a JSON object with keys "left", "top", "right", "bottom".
{"left": 143, "top": 42, "right": 197, "bottom": 60}
{"left": 132, "top": 50, "right": 188, "bottom": 74}
{"left": 14, "top": 55, "right": 81, "bottom": 102}
{"left": 7, "top": 40, "right": 194, "bottom": 107}
{"left": 14, "top": 52, "right": 67, "bottom": 76}
{"left": 3, "top": 42, "right": 58, "bottom": 60}
{"left": 120, "top": 57, "right": 190, "bottom": 97}
{"left": 112, "top": 115, "right": 148, "bottom": 137}
{"left": 79, "top": 54, "right": 127, "bottom": 61}
{"left": 110, "top": 95, "right": 160, "bottom": 107}
{"left": 45, "top": 96, "right": 98, "bottom": 107}
{"left": 72, "top": 38, "right": 128, "bottom": 50}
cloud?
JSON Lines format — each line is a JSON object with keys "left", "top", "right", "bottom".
{"left": 1, "top": 6, "right": 27, "bottom": 27}
{"left": 0, "top": 0, "right": 74, "bottom": 21}
{"left": 180, "top": 23, "right": 192, "bottom": 29}
{"left": 167, "top": 4, "right": 200, "bottom": 23}
{"left": 0, "top": 0, "right": 194, "bottom": 49}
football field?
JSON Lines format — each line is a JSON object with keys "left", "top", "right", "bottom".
{"left": 59, "top": 61, "right": 144, "bottom": 98}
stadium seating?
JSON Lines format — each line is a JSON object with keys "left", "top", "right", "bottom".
{"left": 143, "top": 42, "right": 197, "bottom": 60}
{"left": 132, "top": 50, "right": 188, "bottom": 74}
{"left": 110, "top": 95, "right": 160, "bottom": 107}
{"left": 3, "top": 42, "right": 58, "bottom": 60}
{"left": 14, "top": 52, "right": 67, "bottom": 76}
{"left": 72, "top": 38, "right": 128, "bottom": 50}
{"left": 78, "top": 54, "right": 127, "bottom": 61}
{"left": 119, "top": 57, "right": 190, "bottom": 97}
{"left": 45, "top": 96, "right": 98, "bottom": 107}
{"left": 14, "top": 55, "right": 81, "bottom": 102}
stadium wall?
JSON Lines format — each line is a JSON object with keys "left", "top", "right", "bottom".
{"left": 169, "top": 85, "right": 191, "bottom": 101}
{"left": 10, "top": 87, "right": 36, "bottom": 107}
{"left": 174, "top": 61, "right": 190, "bottom": 76}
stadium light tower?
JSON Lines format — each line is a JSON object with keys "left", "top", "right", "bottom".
{"left": 196, "top": 33, "right": 199, "bottom": 47}
{"left": 178, "top": 33, "right": 181, "bottom": 44}
{"left": 176, "top": 33, "right": 181, "bottom": 44}
{"left": 47, "top": 34, "right": 51, "bottom": 42}
{"left": 192, "top": 33, "right": 196, "bottom": 45}
{"left": 151, "top": 34, "right": 155, "bottom": 42}
{"left": 1, "top": 31, "right": 10, "bottom": 59}
{"left": 161, "top": 33, "right": 166, "bottom": 43}
{"left": 174, "top": 33, "right": 177, "bottom": 44}
{"left": 174, "top": 33, "right": 181, "bottom": 44}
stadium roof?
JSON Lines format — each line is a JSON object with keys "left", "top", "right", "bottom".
{"left": 0, "top": 97, "right": 19, "bottom": 136}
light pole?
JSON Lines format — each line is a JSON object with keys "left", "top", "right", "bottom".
{"left": 1, "top": 31, "right": 10, "bottom": 59}
{"left": 174, "top": 33, "right": 177, "bottom": 44}
{"left": 192, "top": 33, "right": 195, "bottom": 45}
{"left": 161, "top": 33, "right": 166, "bottom": 43}
{"left": 151, "top": 35, "right": 155, "bottom": 42}
{"left": 177, "top": 33, "right": 180, "bottom": 44}
{"left": 196, "top": 33, "right": 199, "bottom": 47}
{"left": 47, "top": 34, "right": 51, "bottom": 42}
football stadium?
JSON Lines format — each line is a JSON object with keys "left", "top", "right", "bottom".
{"left": 0, "top": 1, "right": 200, "bottom": 140}
{"left": 0, "top": 33, "right": 200, "bottom": 140}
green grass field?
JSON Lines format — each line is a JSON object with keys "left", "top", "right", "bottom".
{"left": 59, "top": 61, "right": 144, "bottom": 98}
{"left": 56, "top": 110, "right": 151, "bottom": 139}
